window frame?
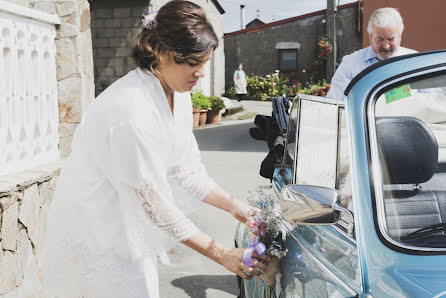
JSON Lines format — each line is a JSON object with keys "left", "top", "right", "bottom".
{"left": 278, "top": 48, "right": 298, "bottom": 72}
{"left": 283, "top": 95, "right": 355, "bottom": 238}
{"left": 366, "top": 67, "right": 446, "bottom": 254}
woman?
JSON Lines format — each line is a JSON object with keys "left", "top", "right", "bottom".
{"left": 41, "top": 1, "right": 267, "bottom": 297}
{"left": 234, "top": 63, "right": 247, "bottom": 102}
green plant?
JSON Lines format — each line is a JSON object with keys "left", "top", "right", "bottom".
{"left": 245, "top": 70, "right": 297, "bottom": 100}
{"left": 306, "top": 36, "right": 334, "bottom": 83}
{"left": 191, "top": 91, "right": 211, "bottom": 110}
{"left": 297, "top": 80, "right": 331, "bottom": 96}
{"left": 208, "top": 96, "right": 225, "bottom": 110}
{"left": 225, "top": 87, "right": 236, "bottom": 99}
{"left": 246, "top": 75, "right": 269, "bottom": 101}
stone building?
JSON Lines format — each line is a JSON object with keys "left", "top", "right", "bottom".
{"left": 224, "top": 2, "right": 362, "bottom": 91}
{"left": 90, "top": 0, "right": 225, "bottom": 97}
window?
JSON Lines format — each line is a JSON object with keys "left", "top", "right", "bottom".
{"left": 292, "top": 96, "right": 354, "bottom": 232}
{"left": 370, "top": 72, "right": 446, "bottom": 249}
{"left": 294, "top": 98, "right": 339, "bottom": 189}
{"left": 278, "top": 49, "right": 297, "bottom": 71}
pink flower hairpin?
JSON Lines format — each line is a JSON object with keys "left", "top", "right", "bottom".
{"left": 142, "top": 11, "right": 158, "bottom": 30}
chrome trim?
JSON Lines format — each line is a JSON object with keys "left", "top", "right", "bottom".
{"left": 282, "top": 220, "right": 359, "bottom": 296}
{"left": 297, "top": 94, "right": 345, "bottom": 106}
{"left": 366, "top": 66, "right": 446, "bottom": 252}
{"left": 292, "top": 96, "right": 302, "bottom": 184}
{"left": 332, "top": 224, "right": 357, "bottom": 245}
{"left": 335, "top": 205, "right": 355, "bottom": 238}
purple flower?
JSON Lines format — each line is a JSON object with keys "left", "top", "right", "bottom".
{"left": 142, "top": 11, "right": 158, "bottom": 30}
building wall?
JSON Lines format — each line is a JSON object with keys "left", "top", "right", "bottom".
{"left": 363, "top": 0, "right": 446, "bottom": 52}
{"left": 224, "top": 5, "right": 362, "bottom": 91}
{"left": 90, "top": 0, "right": 148, "bottom": 96}
{"left": 91, "top": 0, "right": 225, "bottom": 96}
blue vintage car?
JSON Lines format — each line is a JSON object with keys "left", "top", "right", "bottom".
{"left": 236, "top": 50, "right": 446, "bottom": 297}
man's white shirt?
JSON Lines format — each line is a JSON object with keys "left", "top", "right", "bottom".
{"left": 327, "top": 45, "right": 417, "bottom": 99}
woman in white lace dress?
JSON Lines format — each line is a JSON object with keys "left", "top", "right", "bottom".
{"left": 41, "top": 1, "right": 267, "bottom": 297}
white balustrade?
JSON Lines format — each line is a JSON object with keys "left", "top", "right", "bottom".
{"left": 0, "top": 1, "right": 60, "bottom": 176}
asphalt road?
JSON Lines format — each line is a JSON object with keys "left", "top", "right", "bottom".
{"left": 158, "top": 100, "right": 272, "bottom": 298}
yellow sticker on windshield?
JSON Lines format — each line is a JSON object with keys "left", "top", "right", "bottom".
{"left": 385, "top": 84, "right": 411, "bottom": 104}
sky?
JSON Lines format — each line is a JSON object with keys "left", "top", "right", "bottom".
{"left": 220, "top": 0, "right": 357, "bottom": 33}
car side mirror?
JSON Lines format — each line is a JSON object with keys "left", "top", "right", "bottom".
{"left": 280, "top": 184, "right": 354, "bottom": 236}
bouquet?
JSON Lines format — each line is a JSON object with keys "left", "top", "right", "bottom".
{"left": 246, "top": 188, "right": 287, "bottom": 290}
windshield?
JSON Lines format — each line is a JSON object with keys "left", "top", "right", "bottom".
{"left": 372, "top": 72, "right": 446, "bottom": 249}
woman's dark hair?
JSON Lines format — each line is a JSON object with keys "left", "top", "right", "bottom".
{"left": 132, "top": 0, "right": 218, "bottom": 73}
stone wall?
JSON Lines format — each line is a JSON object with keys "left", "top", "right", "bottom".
{"left": 0, "top": 0, "right": 94, "bottom": 296}
{"left": 224, "top": 4, "right": 362, "bottom": 91}
{"left": 31, "top": 0, "right": 95, "bottom": 159}
{"left": 91, "top": 0, "right": 225, "bottom": 97}
{"left": 0, "top": 162, "right": 61, "bottom": 297}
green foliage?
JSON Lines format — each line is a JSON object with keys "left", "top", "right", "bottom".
{"left": 297, "top": 80, "right": 330, "bottom": 96}
{"left": 191, "top": 92, "right": 211, "bottom": 110}
{"left": 246, "top": 75, "right": 271, "bottom": 101}
{"left": 246, "top": 70, "right": 296, "bottom": 100}
{"left": 225, "top": 87, "right": 236, "bottom": 99}
{"left": 208, "top": 96, "right": 225, "bottom": 110}
{"left": 307, "top": 36, "right": 333, "bottom": 83}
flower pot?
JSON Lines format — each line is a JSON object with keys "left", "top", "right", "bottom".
{"left": 206, "top": 110, "right": 220, "bottom": 124}
{"left": 192, "top": 108, "right": 200, "bottom": 128}
{"left": 199, "top": 110, "right": 208, "bottom": 126}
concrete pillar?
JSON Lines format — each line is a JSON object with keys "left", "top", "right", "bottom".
{"left": 326, "top": 0, "right": 337, "bottom": 81}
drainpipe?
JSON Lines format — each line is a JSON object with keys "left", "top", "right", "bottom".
{"left": 326, "top": 0, "right": 337, "bottom": 80}
{"left": 240, "top": 5, "right": 246, "bottom": 30}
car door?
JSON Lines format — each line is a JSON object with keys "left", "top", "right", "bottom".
{"left": 273, "top": 95, "right": 360, "bottom": 297}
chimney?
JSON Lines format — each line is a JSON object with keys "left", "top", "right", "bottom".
{"left": 240, "top": 5, "right": 246, "bottom": 30}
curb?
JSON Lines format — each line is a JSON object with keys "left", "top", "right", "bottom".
{"left": 223, "top": 106, "right": 244, "bottom": 116}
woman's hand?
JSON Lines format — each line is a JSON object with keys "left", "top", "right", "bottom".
{"left": 220, "top": 247, "right": 269, "bottom": 279}
{"left": 229, "top": 199, "right": 259, "bottom": 229}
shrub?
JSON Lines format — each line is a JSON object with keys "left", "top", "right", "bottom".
{"left": 225, "top": 87, "right": 236, "bottom": 99}
{"left": 208, "top": 96, "right": 225, "bottom": 110}
{"left": 191, "top": 91, "right": 211, "bottom": 110}
{"left": 246, "top": 75, "right": 271, "bottom": 101}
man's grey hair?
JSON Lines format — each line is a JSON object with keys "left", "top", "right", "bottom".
{"left": 367, "top": 7, "right": 404, "bottom": 36}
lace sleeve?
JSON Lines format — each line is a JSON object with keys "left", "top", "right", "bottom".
{"left": 167, "top": 129, "right": 217, "bottom": 201}
{"left": 167, "top": 164, "right": 216, "bottom": 201}
{"left": 104, "top": 121, "right": 200, "bottom": 247}
{"left": 130, "top": 180, "right": 198, "bottom": 241}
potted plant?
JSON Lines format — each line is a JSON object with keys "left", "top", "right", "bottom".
{"left": 191, "top": 93, "right": 202, "bottom": 128}
{"left": 191, "top": 92, "right": 211, "bottom": 127}
{"left": 206, "top": 96, "right": 225, "bottom": 124}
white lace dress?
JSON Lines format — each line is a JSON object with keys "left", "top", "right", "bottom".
{"left": 41, "top": 68, "right": 216, "bottom": 298}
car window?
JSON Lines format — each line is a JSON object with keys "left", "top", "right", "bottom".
{"left": 295, "top": 99, "right": 338, "bottom": 188}
{"left": 371, "top": 72, "right": 446, "bottom": 250}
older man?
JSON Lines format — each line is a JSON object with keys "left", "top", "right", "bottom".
{"left": 327, "top": 7, "right": 416, "bottom": 99}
